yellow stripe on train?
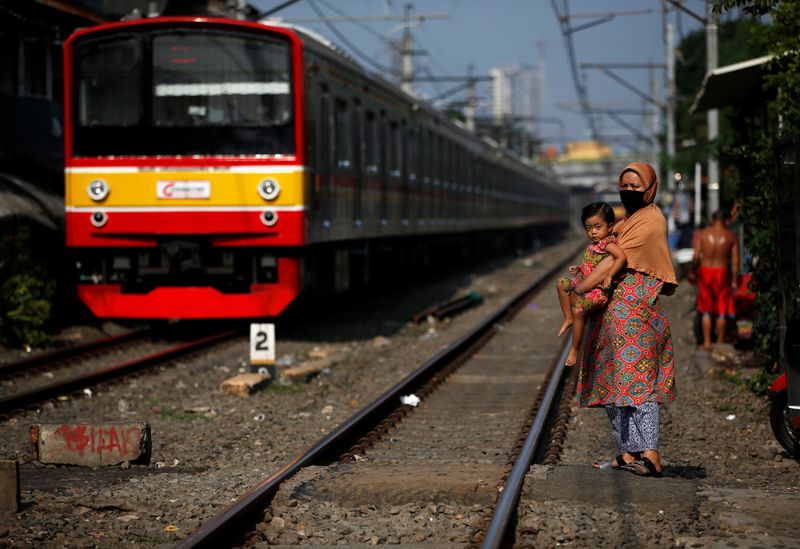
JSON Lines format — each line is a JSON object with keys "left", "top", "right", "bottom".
{"left": 65, "top": 168, "right": 304, "bottom": 208}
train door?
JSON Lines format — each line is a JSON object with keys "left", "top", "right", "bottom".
{"left": 379, "top": 113, "right": 388, "bottom": 226}
{"left": 318, "top": 86, "right": 332, "bottom": 229}
{"left": 403, "top": 124, "right": 413, "bottom": 227}
{"left": 417, "top": 128, "right": 427, "bottom": 227}
{"left": 352, "top": 99, "right": 363, "bottom": 227}
{"left": 364, "top": 109, "right": 378, "bottom": 230}
{"left": 387, "top": 120, "right": 400, "bottom": 227}
{"left": 333, "top": 96, "right": 351, "bottom": 227}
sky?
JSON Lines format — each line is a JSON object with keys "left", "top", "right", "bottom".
{"left": 250, "top": 0, "right": 715, "bottom": 155}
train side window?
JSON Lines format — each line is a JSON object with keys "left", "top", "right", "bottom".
{"left": 333, "top": 98, "right": 350, "bottom": 169}
{"left": 365, "top": 111, "right": 378, "bottom": 174}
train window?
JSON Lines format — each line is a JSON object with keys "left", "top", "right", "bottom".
{"left": 152, "top": 33, "right": 291, "bottom": 127}
{"left": 76, "top": 36, "right": 142, "bottom": 126}
{"left": 73, "top": 30, "right": 295, "bottom": 156}
{"left": 333, "top": 98, "right": 350, "bottom": 168}
{"left": 365, "top": 111, "right": 378, "bottom": 174}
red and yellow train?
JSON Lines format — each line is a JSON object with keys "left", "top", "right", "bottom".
{"left": 63, "top": 16, "right": 568, "bottom": 319}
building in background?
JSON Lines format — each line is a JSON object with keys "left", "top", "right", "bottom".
{"left": 489, "top": 64, "right": 543, "bottom": 130}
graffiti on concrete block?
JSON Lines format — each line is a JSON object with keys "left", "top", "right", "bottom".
{"left": 54, "top": 424, "right": 142, "bottom": 458}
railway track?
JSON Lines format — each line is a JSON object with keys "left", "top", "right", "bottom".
{"left": 176, "top": 245, "right": 581, "bottom": 548}
{"left": 0, "top": 329, "right": 239, "bottom": 418}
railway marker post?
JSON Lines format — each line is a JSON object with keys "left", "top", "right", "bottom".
{"left": 250, "top": 323, "right": 276, "bottom": 378}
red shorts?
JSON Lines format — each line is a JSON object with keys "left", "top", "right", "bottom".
{"left": 696, "top": 267, "right": 735, "bottom": 317}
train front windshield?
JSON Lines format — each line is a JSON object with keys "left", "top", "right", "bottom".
{"left": 73, "top": 30, "right": 294, "bottom": 157}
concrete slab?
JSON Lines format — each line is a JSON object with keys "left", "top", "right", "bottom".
{"left": 699, "top": 487, "right": 800, "bottom": 541}
{"left": 31, "top": 422, "right": 151, "bottom": 466}
{"left": 220, "top": 372, "right": 271, "bottom": 396}
{"left": 285, "top": 463, "right": 504, "bottom": 507}
{"left": 0, "top": 460, "right": 20, "bottom": 512}
{"left": 524, "top": 464, "right": 699, "bottom": 512}
{"left": 281, "top": 353, "right": 345, "bottom": 382}
{"left": 270, "top": 545, "right": 462, "bottom": 549}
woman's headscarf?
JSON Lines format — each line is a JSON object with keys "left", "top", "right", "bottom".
{"left": 615, "top": 162, "right": 678, "bottom": 294}
{"left": 619, "top": 161, "right": 659, "bottom": 204}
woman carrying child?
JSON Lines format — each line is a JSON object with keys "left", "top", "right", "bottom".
{"left": 578, "top": 162, "right": 678, "bottom": 478}
{"left": 556, "top": 202, "right": 627, "bottom": 367}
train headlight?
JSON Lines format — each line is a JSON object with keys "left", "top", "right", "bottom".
{"left": 257, "top": 178, "right": 281, "bottom": 201}
{"left": 91, "top": 210, "right": 108, "bottom": 227}
{"left": 87, "top": 179, "right": 110, "bottom": 201}
{"left": 260, "top": 210, "right": 278, "bottom": 227}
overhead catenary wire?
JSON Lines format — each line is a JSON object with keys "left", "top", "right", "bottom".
{"left": 305, "top": 0, "right": 401, "bottom": 77}
{"left": 550, "top": 0, "right": 601, "bottom": 142}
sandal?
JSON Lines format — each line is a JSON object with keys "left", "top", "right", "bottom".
{"left": 621, "top": 456, "right": 663, "bottom": 478}
{"left": 593, "top": 453, "right": 638, "bottom": 470}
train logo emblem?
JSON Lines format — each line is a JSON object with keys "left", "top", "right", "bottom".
{"left": 156, "top": 180, "right": 211, "bottom": 199}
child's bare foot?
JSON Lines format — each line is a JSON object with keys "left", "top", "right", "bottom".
{"left": 558, "top": 319, "right": 573, "bottom": 336}
{"left": 564, "top": 347, "right": 579, "bottom": 367}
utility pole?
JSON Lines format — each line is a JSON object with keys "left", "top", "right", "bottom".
{"left": 666, "top": 21, "right": 676, "bottom": 187}
{"left": 401, "top": 4, "right": 413, "bottom": 94}
{"left": 465, "top": 64, "right": 476, "bottom": 132}
{"left": 706, "top": 0, "right": 720, "bottom": 217}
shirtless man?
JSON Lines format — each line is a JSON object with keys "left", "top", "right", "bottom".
{"left": 691, "top": 210, "right": 740, "bottom": 349}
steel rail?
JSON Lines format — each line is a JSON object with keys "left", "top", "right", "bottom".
{"left": 411, "top": 291, "right": 483, "bottom": 324}
{"left": 482, "top": 340, "right": 572, "bottom": 549}
{"left": 176, "top": 243, "right": 582, "bottom": 549}
{"left": 0, "top": 331, "right": 237, "bottom": 415}
{"left": 0, "top": 331, "right": 146, "bottom": 377}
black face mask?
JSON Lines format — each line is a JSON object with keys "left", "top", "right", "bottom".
{"left": 620, "top": 190, "right": 646, "bottom": 214}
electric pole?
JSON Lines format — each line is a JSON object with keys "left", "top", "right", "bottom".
{"left": 401, "top": 4, "right": 413, "bottom": 94}
{"left": 666, "top": 21, "right": 676, "bottom": 186}
{"left": 706, "top": 0, "right": 720, "bottom": 217}
{"left": 465, "top": 63, "right": 476, "bottom": 131}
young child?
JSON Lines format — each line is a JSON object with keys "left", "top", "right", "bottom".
{"left": 556, "top": 202, "right": 627, "bottom": 367}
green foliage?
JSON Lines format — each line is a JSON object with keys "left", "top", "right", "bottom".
{"left": 673, "top": 17, "right": 768, "bottom": 201}
{"left": 713, "top": 0, "right": 800, "bottom": 364}
{"left": 762, "top": 1, "right": 800, "bottom": 138}
{"left": 0, "top": 227, "right": 55, "bottom": 349}
{"left": 714, "top": 1, "right": 779, "bottom": 16}
{"left": 722, "top": 364, "right": 778, "bottom": 395}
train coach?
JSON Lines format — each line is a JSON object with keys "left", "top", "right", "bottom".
{"left": 63, "top": 16, "right": 568, "bottom": 319}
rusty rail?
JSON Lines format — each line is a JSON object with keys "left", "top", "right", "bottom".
{"left": 411, "top": 291, "right": 484, "bottom": 323}
{"left": 481, "top": 341, "right": 571, "bottom": 549}
{"left": 0, "top": 331, "right": 146, "bottom": 377}
{"left": 0, "top": 331, "right": 237, "bottom": 416}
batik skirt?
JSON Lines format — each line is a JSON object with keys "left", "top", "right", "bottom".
{"left": 577, "top": 270, "right": 676, "bottom": 407}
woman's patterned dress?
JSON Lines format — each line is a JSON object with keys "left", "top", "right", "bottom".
{"left": 577, "top": 270, "right": 676, "bottom": 407}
